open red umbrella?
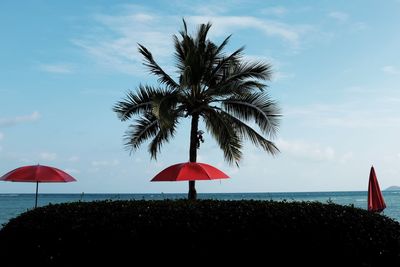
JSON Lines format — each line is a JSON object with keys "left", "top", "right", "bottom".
{"left": 151, "top": 162, "right": 229, "bottom": 182}
{"left": 0, "top": 164, "right": 77, "bottom": 208}
{"left": 368, "top": 166, "right": 386, "bottom": 212}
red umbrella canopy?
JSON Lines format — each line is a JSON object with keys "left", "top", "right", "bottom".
{"left": 0, "top": 164, "right": 77, "bottom": 183}
{"left": 368, "top": 166, "right": 386, "bottom": 212}
{"left": 151, "top": 162, "right": 229, "bottom": 182}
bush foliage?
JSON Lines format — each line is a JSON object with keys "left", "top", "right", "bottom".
{"left": 0, "top": 199, "right": 399, "bottom": 266}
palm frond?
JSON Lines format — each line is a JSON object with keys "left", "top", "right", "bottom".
{"left": 151, "top": 89, "right": 182, "bottom": 128}
{"left": 205, "top": 47, "right": 245, "bottom": 88}
{"left": 195, "top": 22, "right": 212, "bottom": 49}
{"left": 181, "top": 18, "right": 188, "bottom": 36}
{"left": 124, "top": 113, "right": 159, "bottom": 153}
{"left": 216, "top": 61, "right": 273, "bottom": 92}
{"left": 148, "top": 119, "right": 177, "bottom": 160}
{"left": 173, "top": 34, "right": 185, "bottom": 72}
{"left": 113, "top": 85, "right": 159, "bottom": 121}
{"left": 138, "top": 44, "right": 179, "bottom": 90}
{"left": 222, "top": 93, "right": 281, "bottom": 137}
{"left": 218, "top": 110, "right": 279, "bottom": 155}
{"left": 202, "top": 109, "right": 242, "bottom": 166}
{"left": 214, "top": 35, "right": 231, "bottom": 58}
{"left": 209, "top": 80, "right": 266, "bottom": 98}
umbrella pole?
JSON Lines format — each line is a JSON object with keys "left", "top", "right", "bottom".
{"left": 35, "top": 181, "right": 39, "bottom": 208}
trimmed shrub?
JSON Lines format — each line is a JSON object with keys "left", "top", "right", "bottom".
{"left": 0, "top": 200, "right": 399, "bottom": 266}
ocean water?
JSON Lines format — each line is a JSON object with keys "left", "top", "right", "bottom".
{"left": 1, "top": 191, "right": 399, "bottom": 228}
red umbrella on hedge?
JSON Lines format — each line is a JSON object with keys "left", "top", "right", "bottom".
{"left": 151, "top": 162, "right": 229, "bottom": 182}
{"left": 367, "top": 166, "right": 386, "bottom": 213}
{"left": 0, "top": 164, "right": 77, "bottom": 208}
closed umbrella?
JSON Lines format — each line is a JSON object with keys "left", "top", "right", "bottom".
{"left": 367, "top": 166, "right": 386, "bottom": 212}
{"left": 0, "top": 164, "right": 77, "bottom": 208}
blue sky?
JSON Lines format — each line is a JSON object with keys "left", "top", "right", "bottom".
{"left": 1, "top": 0, "right": 400, "bottom": 193}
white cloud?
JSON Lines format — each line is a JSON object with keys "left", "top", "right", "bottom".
{"left": 339, "top": 152, "right": 353, "bottom": 164}
{"left": 276, "top": 139, "right": 335, "bottom": 161}
{"left": 39, "top": 152, "right": 57, "bottom": 161}
{"left": 380, "top": 96, "right": 400, "bottom": 103}
{"left": 327, "top": 12, "right": 366, "bottom": 32}
{"left": 351, "top": 22, "right": 367, "bottom": 31}
{"left": 189, "top": 3, "right": 229, "bottom": 16}
{"left": 74, "top": 10, "right": 312, "bottom": 74}
{"left": 64, "top": 168, "right": 80, "bottom": 174}
{"left": 0, "top": 132, "right": 3, "bottom": 151}
{"left": 38, "top": 63, "right": 74, "bottom": 74}
{"left": 91, "top": 159, "right": 120, "bottom": 167}
{"left": 68, "top": 156, "right": 80, "bottom": 162}
{"left": 272, "top": 71, "right": 294, "bottom": 82}
{"left": 328, "top": 11, "right": 349, "bottom": 22}
{"left": 261, "top": 6, "right": 288, "bottom": 16}
{"left": 382, "top": 65, "right": 400, "bottom": 75}
{"left": 0, "top": 111, "right": 40, "bottom": 127}
{"left": 188, "top": 15, "right": 309, "bottom": 45}
{"left": 285, "top": 101, "right": 400, "bottom": 129}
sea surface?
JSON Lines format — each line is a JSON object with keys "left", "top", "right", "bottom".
{"left": 1, "top": 191, "right": 400, "bottom": 228}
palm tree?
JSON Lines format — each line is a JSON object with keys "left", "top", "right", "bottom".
{"left": 113, "top": 20, "right": 281, "bottom": 200}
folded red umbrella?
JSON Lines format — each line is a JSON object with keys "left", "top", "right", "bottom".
{"left": 367, "top": 166, "right": 386, "bottom": 212}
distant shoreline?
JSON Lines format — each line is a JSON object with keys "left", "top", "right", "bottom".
{"left": 385, "top": 186, "right": 400, "bottom": 191}
{"left": 1, "top": 190, "right": 398, "bottom": 195}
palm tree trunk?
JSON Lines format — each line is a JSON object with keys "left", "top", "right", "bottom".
{"left": 188, "top": 113, "right": 199, "bottom": 200}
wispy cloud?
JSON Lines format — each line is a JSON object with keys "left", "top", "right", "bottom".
{"left": 188, "top": 2, "right": 229, "bottom": 16}
{"left": 261, "top": 6, "right": 288, "bottom": 16}
{"left": 73, "top": 8, "right": 313, "bottom": 74}
{"left": 39, "top": 152, "right": 57, "bottom": 161}
{"left": 328, "top": 11, "right": 349, "bottom": 22}
{"left": 272, "top": 71, "right": 295, "bottom": 82}
{"left": 327, "top": 11, "right": 366, "bottom": 32}
{"left": 0, "top": 132, "right": 3, "bottom": 152}
{"left": 91, "top": 159, "right": 120, "bottom": 167}
{"left": 382, "top": 65, "right": 400, "bottom": 75}
{"left": 64, "top": 168, "right": 80, "bottom": 174}
{"left": 72, "top": 12, "right": 174, "bottom": 75}
{"left": 286, "top": 99, "right": 400, "bottom": 129}
{"left": 188, "top": 15, "right": 310, "bottom": 45}
{"left": 68, "top": 156, "right": 80, "bottom": 162}
{"left": 276, "top": 138, "right": 335, "bottom": 161}
{"left": 339, "top": 152, "right": 353, "bottom": 164}
{"left": 0, "top": 111, "right": 40, "bottom": 127}
{"left": 38, "top": 63, "right": 74, "bottom": 74}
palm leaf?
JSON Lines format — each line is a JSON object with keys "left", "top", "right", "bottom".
{"left": 222, "top": 93, "right": 281, "bottom": 137}
{"left": 138, "top": 44, "right": 179, "bottom": 90}
{"left": 151, "top": 89, "right": 182, "bottom": 128}
{"left": 148, "top": 118, "right": 177, "bottom": 160}
{"left": 205, "top": 47, "right": 245, "bottom": 89}
{"left": 113, "top": 85, "right": 159, "bottom": 121}
{"left": 202, "top": 109, "right": 242, "bottom": 166}
{"left": 218, "top": 110, "right": 279, "bottom": 155}
{"left": 124, "top": 113, "right": 159, "bottom": 153}
{"left": 215, "top": 61, "right": 273, "bottom": 93}
{"left": 209, "top": 80, "right": 266, "bottom": 98}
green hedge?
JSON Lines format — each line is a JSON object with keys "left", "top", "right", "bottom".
{"left": 0, "top": 200, "right": 399, "bottom": 266}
